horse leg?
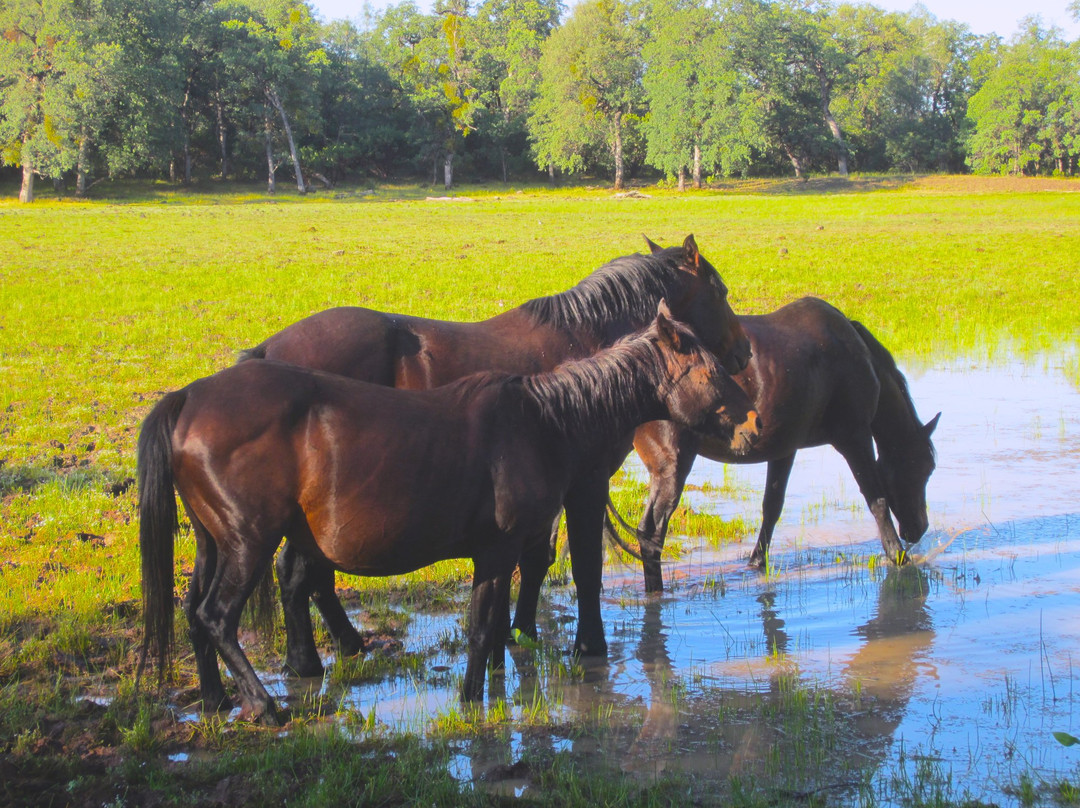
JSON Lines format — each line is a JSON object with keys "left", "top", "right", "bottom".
{"left": 276, "top": 543, "right": 325, "bottom": 678}
{"left": 463, "top": 547, "right": 517, "bottom": 702}
{"left": 834, "top": 436, "right": 906, "bottom": 564}
{"left": 195, "top": 540, "right": 281, "bottom": 725}
{"left": 748, "top": 454, "right": 796, "bottom": 569}
{"left": 277, "top": 542, "right": 364, "bottom": 677}
{"left": 564, "top": 475, "right": 609, "bottom": 657}
{"left": 636, "top": 429, "right": 699, "bottom": 594}
{"left": 311, "top": 563, "right": 364, "bottom": 658}
{"left": 186, "top": 514, "right": 230, "bottom": 711}
{"left": 511, "top": 513, "right": 560, "bottom": 643}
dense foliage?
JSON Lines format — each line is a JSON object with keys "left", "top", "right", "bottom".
{"left": 2, "top": 0, "right": 1079, "bottom": 199}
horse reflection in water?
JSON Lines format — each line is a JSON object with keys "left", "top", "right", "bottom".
{"left": 456, "top": 564, "right": 934, "bottom": 795}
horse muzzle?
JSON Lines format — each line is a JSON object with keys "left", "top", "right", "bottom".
{"left": 899, "top": 514, "right": 929, "bottom": 545}
{"left": 728, "top": 410, "right": 760, "bottom": 455}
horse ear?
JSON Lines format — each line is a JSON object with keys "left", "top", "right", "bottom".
{"left": 924, "top": 412, "right": 941, "bottom": 437}
{"left": 682, "top": 234, "right": 701, "bottom": 270}
{"left": 644, "top": 235, "right": 663, "bottom": 254}
{"left": 655, "top": 300, "right": 681, "bottom": 349}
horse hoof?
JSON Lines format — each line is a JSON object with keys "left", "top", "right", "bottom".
{"left": 240, "top": 703, "right": 281, "bottom": 727}
{"left": 282, "top": 659, "right": 324, "bottom": 679}
{"left": 573, "top": 639, "right": 608, "bottom": 658}
{"left": 202, "top": 693, "right": 233, "bottom": 714}
{"left": 338, "top": 638, "right": 365, "bottom": 659}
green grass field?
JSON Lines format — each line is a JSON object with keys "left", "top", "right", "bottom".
{"left": 1, "top": 174, "right": 1078, "bottom": 806}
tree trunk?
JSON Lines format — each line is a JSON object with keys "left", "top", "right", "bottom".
{"left": 783, "top": 143, "right": 805, "bottom": 179}
{"left": 76, "top": 127, "right": 89, "bottom": 197}
{"left": 548, "top": 163, "right": 555, "bottom": 185}
{"left": 677, "top": 166, "right": 685, "bottom": 192}
{"left": 216, "top": 100, "right": 228, "bottom": 179}
{"left": 266, "top": 86, "right": 305, "bottom": 194}
{"left": 500, "top": 147, "right": 508, "bottom": 183}
{"left": 444, "top": 153, "right": 454, "bottom": 190}
{"left": 823, "top": 106, "right": 849, "bottom": 176}
{"left": 612, "top": 111, "right": 624, "bottom": 191}
{"left": 19, "top": 147, "right": 34, "bottom": 203}
{"left": 692, "top": 143, "right": 702, "bottom": 189}
{"left": 265, "top": 109, "right": 277, "bottom": 194}
{"left": 815, "top": 69, "right": 848, "bottom": 177}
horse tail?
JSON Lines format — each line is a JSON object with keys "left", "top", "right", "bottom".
{"left": 247, "top": 562, "right": 278, "bottom": 639}
{"left": 236, "top": 343, "right": 267, "bottom": 363}
{"left": 604, "top": 497, "right": 643, "bottom": 562}
{"left": 136, "top": 389, "right": 186, "bottom": 686}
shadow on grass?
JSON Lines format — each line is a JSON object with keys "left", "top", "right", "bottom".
{"left": 0, "top": 458, "right": 133, "bottom": 499}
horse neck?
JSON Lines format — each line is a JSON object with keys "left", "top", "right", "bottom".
{"left": 871, "top": 368, "right": 925, "bottom": 461}
{"left": 522, "top": 340, "right": 667, "bottom": 447}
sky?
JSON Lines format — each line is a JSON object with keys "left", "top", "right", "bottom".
{"left": 307, "top": 0, "right": 1080, "bottom": 39}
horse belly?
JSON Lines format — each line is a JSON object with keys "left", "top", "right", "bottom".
{"left": 311, "top": 490, "right": 484, "bottom": 576}
{"left": 296, "top": 428, "right": 493, "bottom": 576}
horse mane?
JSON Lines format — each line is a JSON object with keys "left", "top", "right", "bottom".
{"left": 521, "top": 247, "right": 702, "bottom": 335}
{"left": 522, "top": 328, "right": 668, "bottom": 440}
{"left": 849, "top": 320, "right": 936, "bottom": 461}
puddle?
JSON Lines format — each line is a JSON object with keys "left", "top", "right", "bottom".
{"left": 249, "top": 353, "right": 1080, "bottom": 802}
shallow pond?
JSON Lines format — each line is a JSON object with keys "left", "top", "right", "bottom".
{"left": 257, "top": 352, "right": 1080, "bottom": 803}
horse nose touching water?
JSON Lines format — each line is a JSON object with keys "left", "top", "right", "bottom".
{"left": 137, "top": 306, "right": 756, "bottom": 724}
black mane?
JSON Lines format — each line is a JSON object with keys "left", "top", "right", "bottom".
{"left": 521, "top": 247, "right": 702, "bottom": 336}
{"left": 522, "top": 326, "right": 674, "bottom": 441}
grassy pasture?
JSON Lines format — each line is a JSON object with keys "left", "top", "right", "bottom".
{"left": 1, "top": 175, "right": 1079, "bottom": 805}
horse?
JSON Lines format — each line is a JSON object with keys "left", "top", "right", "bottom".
{"left": 239, "top": 235, "right": 752, "bottom": 675}
{"left": 137, "top": 306, "right": 760, "bottom": 724}
{"left": 627, "top": 295, "right": 939, "bottom": 593}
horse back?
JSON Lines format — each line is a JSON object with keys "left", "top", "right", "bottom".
{"left": 242, "top": 306, "right": 400, "bottom": 384}
{"left": 243, "top": 306, "right": 578, "bottom": 391}
{"left": 695, "top": 297, "right": 881, "bottom": 462}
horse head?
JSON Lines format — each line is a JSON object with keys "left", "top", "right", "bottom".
{"left": 880, "top": 412, "right": 940, "bottom": 544}
{"left": 652, "top": 301, "right": 759, "bottom": 454}
{"left": 646, "top": 235, "right": 751, "bottom": 376}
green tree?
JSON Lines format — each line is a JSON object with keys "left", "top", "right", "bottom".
{"left": 529, "top": 0, "right": 645, "bottom": 189}
{"left": 368, "top": 0, "right": 480, "bottom": 188}
{"left": 221, "top": 0, "right": 328, "bottom": 193}
{"left": 827, "top": 8, "right": 977, "bottom": 173}
{"left": 307, "top": 18, "right": 415, "bottom": 183}
{"left": 469, "top": 0, "right": 561, "bottom": 180}
{"left": 0, "top": 0, "right": 96, "bottom": 200}
{"left": 642, "top": 0, "right": 762, "bottom": 187}
{"left": 967, "top": 20, "right": 1079, "bottom": 175}
{"left": 727, "top": 0, "right": 829, "bottom": 178}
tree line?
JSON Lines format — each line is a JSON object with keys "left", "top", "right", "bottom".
{"left": 3, "top": 0, "right": 1079, "bottom": 201}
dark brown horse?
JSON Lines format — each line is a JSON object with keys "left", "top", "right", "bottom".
{"left": 138, "top": 308, "right": 759, "bottom": 723}
{"left": 628, "top": 296, "right": 939, "bottom": 592}
{"left": 240, "top": 236, "right": 751, "bottom": 675}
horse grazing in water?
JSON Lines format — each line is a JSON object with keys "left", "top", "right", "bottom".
{"left": 629, "top": 296, "right": 939, "bottom": 592}
{"left": 138, "top": 307, "right": 759, "bottom": 724}
{"left": 240, "top": 235, "right": 751, "bottom": 675}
